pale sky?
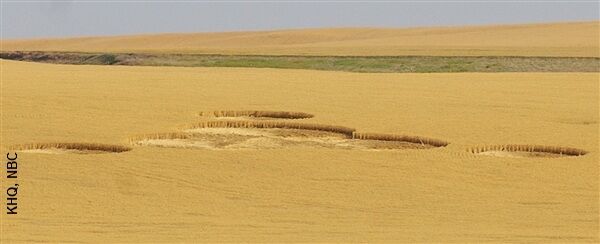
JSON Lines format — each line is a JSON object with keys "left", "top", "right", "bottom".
{"left": 1, "top": 1, "right": 598, "bottom": 39}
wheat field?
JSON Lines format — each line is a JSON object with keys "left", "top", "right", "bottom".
{"left": 1, "top": 58, "right": 598, "bottom": 242}
{"left": 2, "top": 21, "right": 599, "bottom": 57}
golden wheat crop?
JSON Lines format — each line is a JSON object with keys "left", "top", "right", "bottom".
{"left": 2, "top": 21, "right": 598, "bottom": 57}
{"left": 0, "top": 55, "right": 598, "bottom": 243}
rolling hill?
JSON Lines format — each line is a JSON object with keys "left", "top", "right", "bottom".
{"left": 2, "top": 21, "right": 599, "bottom": 57}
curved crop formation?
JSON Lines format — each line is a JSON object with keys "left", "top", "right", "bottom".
{"left": 199, "top": 110, "right": 314, "bottom": 119}
{"left": 9, "top": 142, "right": 131, "bottom": 154}
{"left": 352, "top": 132, "right": 449, "bottom": 147}
{"left": 469, "top": 144, "right": 587, "bottom": 158}
{"left": 187, "top": 120, "right": 356, "bottom": 137}
{"left": 132, "top": 110, "right": 452, "bottom": 150}
{"left": 129, "top": 118, "right": 451, "bottom": 150}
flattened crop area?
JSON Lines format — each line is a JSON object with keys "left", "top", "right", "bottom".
{"left": 129, "top": 111, "right": 448, "bottom": 150}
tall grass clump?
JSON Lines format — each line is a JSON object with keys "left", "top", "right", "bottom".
{"left": 187, "top": 120, "right": 355, "bottom": 137}
{"left": 352, "top": 132, "right": 449, "bottom": 147}
{"left": 199, "top": 110, "right": 314, "bottom": 119}
{"left": 469, "top": 144, "right": 587, "bottom": 156}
